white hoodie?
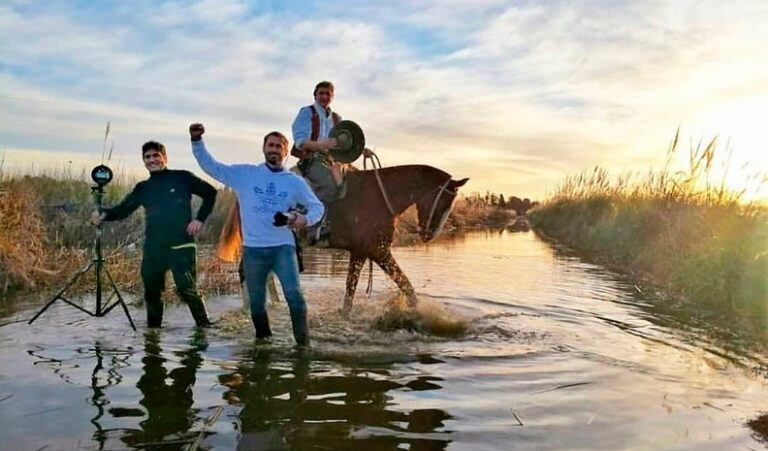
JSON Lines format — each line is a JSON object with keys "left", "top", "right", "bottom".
{"left": 192, "top": 139, "right": 324, "bottom": 248}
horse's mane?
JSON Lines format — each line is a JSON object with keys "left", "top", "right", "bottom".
{"left": 349, "top": 164, "right": 451, "bottom": 188}
{"left": 355, "top": 164, "right": 450, "bottom": 178}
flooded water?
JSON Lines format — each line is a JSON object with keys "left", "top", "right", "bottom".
{"left": 1, "top": 229, "right": 767, "bottom": 450}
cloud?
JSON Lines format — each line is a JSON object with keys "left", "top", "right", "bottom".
{"left": 1, "top": 0, "right": 767, "bottom": 198}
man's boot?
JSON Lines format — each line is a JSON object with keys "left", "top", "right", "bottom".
{"left": 145, "top": 292, "right": 163, "bottom": 328}
{"left": 289, "top": 307, "right": 310, "bottom": 347}
{"left": 185, "top": 294, "right": 211, "bottom": 327}
{"left": 251, "top": 313, "right": 272, "bottom": 339}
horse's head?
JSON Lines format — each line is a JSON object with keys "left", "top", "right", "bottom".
{"left": 415, "top": 177, "right": 469, "bottom": 241}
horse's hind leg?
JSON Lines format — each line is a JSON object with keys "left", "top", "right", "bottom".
{"left": 343, "top": 253, "right": 367, "bottom": 313}
{"left": 375, "top": 251, "right": 418, "bottom": 307}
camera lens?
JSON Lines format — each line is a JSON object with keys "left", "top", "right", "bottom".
{"left": 91, "top": 165, "right": 113, "bottom": 186}
{"left": 273, "top": 212, "right": 288, "bottom": 226}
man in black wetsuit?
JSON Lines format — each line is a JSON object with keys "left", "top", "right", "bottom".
{"left": 92, "top": 141, "right": 217, "bottom": 328}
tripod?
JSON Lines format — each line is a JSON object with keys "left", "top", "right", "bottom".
{"left": 28, "top": 184, "right": 136, "bottom": 330}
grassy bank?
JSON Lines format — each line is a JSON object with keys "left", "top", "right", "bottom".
{"left": 529, "top": 138, "right": 767, "bottom": 335}
{"left": 0, "top": 169, "right": 239, "bottom": 299}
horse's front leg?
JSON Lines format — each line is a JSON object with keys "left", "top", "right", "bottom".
{"left": 343, "top": 253, "right": 367, "bottom": 314}
{"left": 375, "top": 251, "right": 418, "bottom": 307}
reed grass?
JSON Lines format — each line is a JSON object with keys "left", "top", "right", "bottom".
{"left": 530, "top": 133, "right": 768, "bottom": 335}
{"left": 0, "top": 163, "right": 239, "bottom": 299}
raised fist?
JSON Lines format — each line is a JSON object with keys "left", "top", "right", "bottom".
{"left": 189, "top": 123, "right": 205, "bottom": 141}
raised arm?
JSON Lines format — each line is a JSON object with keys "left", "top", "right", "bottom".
{"left": 189, "top": 123, "right": 235, "bottom": 186}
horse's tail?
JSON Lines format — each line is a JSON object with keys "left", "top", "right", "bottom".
{"left": 217, "top": 199, "right": 242, "bottom": 262}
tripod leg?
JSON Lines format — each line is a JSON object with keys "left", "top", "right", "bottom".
{"left": 104, "top": 268, "right": 136, "bottom": 331}
{"left": 28, "top": 261, "right": 94, "bottom": 324}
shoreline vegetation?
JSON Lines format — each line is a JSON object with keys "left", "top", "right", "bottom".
{"left": 0, "top": 165, "right": 521, "bottom": 300}
{"left": 529, "top": 136, "right": 767, "bottom": 338}
{"left": 0, "top": 167, "right": 237, "bottom": 299}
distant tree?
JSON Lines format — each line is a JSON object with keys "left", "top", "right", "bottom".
{"left": 498, "top": 194, "right": 506, "bottom": 208}
{"left": 508, "top": 196, "right": 523, "bottom": 214}
{"left": 522, "top": 198, "right": 531, "bottom": 213}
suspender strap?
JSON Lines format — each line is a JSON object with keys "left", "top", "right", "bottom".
{"left": 310, "top": 106, "right": 340, "bottom": 140}
{"left": 310, "top": 105, "right": 320, "bottom": 141}
{"left": 295, "top": 105, "right": 338, "bottom": 170}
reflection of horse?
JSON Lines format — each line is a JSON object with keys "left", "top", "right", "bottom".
{"left": 223, "top": 348, "right": 453, "bottom": 449}
{"left": 219, "top": 165, "right": 468, "bottom": 311}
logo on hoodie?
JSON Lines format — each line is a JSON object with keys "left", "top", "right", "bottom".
{"left": 253, "top": 182, "right": 289, "bottom": 213}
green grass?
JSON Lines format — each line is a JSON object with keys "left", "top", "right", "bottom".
{"left": 530, "top": 134, "right": 768, "bottom": 335}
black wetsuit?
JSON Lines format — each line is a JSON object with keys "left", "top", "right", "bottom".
{"left": 103, "top": 169, "right": 217, "bottom": 327}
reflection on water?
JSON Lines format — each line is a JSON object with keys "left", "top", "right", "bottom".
{"left": 122, "top": 331, "right": 207, "bottom": 448}
{"left": 1, "top": 229, "right": 767, "bottom": 449}
{"left": 225, "top": 348, "right": 451, "bottom": 450}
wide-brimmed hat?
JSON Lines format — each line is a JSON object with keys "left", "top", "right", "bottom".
{"left": 329, "top": 120, "right": 365, "bottom": 163}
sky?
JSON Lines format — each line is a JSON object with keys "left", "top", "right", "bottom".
{"left": 1, "top": 0, "right": 767, "bottom": 199}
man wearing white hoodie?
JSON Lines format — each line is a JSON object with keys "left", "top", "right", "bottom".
{"left": 189, "top": 123, "right": 324, "bottom": 347}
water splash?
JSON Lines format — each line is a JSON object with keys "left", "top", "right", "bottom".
{"left": 373, "top": 294, "right": 469, "bottom": 337}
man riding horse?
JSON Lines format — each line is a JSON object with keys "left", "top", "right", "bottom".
{"left": 219, "top": 81, "right": 469, "bottom": 312}
{"left": 291, "top": 81, "right": 372, "bottom": 239}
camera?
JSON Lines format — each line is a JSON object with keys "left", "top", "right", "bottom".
{"left": 273, "top": 211, "right": 298, "bottom": 227}
{"left": 91, "top": 164, "right": 113, "bottom": 187}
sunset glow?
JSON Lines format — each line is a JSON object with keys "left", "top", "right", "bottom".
{"left": 1, "top": 0, "right": 766, "bottom": 200}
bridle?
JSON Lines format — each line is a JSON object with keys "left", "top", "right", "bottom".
{"left": 364, "top": 152, "right": 457, "bottom": 295}
{"left": 423, "top": 179, "right": 456, "bottom": 235}
{"left": 365, "top": 151, "right": 456, "bottom": 234}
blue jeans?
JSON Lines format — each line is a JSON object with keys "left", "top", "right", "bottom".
{"left": 242, "top": 245, "right": 308, "bottom": 344}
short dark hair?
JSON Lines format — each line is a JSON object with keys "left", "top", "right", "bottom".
{"left": 313, "top": 81, "right": 335, "bottom": 96}
{"left": 141, "top": 141, "right": 166, "bottom": 157}
{"left": 263, "top": 131, "right": 289, "bottom": 149}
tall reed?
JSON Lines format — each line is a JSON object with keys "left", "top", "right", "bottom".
{"left": 530, "top": 133, "right": 767, "bottom": 335}
{"left": 0, "top": 164, "right": 238, "bottom": 298}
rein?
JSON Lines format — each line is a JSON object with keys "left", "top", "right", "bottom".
{"left": 361, "top": 152, "right": 455, "bottom": 296}
{"left": 365, "top": 153, "right": 453, "bottom": 233}
{"left": 366, "top": 153, "right": 399, "bottom": 219}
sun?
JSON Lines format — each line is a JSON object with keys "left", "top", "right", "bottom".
{"left": 690, "top": 96, "right": 768, "bottom": 200}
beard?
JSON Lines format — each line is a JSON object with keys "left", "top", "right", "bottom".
{"left": 265, "top": 152, "right": 284, "bottom": 167}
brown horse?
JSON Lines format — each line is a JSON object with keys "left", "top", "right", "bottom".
{"left": 219, "top": 165, "right": 468, "bottom": 311}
